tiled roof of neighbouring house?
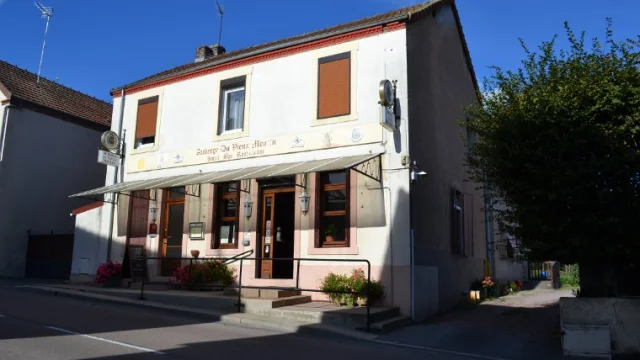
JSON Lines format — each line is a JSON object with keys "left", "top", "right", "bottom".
{"left": 0, "top": 60, "right": 112, "bottom": 127}
{"left": 112, "top": 0, "right": 452, "bottom": 93}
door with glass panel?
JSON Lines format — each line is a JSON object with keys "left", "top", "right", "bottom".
{"left": 161, "top": 187, "right": 185, "bottom": 276}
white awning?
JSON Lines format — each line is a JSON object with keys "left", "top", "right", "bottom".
{"left": 70, "top": 153, "right": 381, "bottom": 199}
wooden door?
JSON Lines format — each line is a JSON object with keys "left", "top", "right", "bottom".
{"left": 161, "top": 189, "right": 185, "bottom": 276}
{"left": 260, "top": 192, "right": 275, "bottom": 278}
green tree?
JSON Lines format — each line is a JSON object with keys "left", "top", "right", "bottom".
{"left": 464, "top": 20, "right": 640, "bottom": 297}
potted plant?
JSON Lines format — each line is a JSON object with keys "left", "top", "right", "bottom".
{"left": 190, "top": 249, "right": 200, "bottom": 259}
{"left": 95, "top": 261, "right": 123, "bottom": 287}
{"left": 481, "top": 276, "right": 495, "bottom": 299}
{"left": 324, "top": 224, "right": 338, "bottom": 243}
{"left": 320, "top": 272, "right": 348, "bottom": 305}
{"left": 173, "top": 260, "right": 236, "bottom": 290}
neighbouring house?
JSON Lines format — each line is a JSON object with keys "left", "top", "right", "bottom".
{"left": 69, "top": 0, "right": 520, "bottom": 319}
{"left": 0, "top": 60, "right": 112, "bottom": 278}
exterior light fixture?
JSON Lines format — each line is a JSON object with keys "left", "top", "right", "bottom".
{"left": 149, "top": 202, "right": 158, "bottom": 223}
{"left": 244, "top": 197, "right": 253, "bottom": 218}
{"left": 299, "top": 191, "right": 310, "bottom": 213}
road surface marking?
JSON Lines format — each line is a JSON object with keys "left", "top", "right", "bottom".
{"left": 373, "top": 340, "right": 511, "bottom": 360}
{"left": 45, "top": 326, "right": 165, "bottom": 355}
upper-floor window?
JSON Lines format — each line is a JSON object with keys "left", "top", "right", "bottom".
{"left": 218, "top": 76, "right": 246, "bottom": 134}
{"left": 317, "top": 52, "right": 351, "bottom": 119}
{"left": 212, "top": 182, "right": 240, "bottom": 249}
{"left": 451, "top": 188, "right": 464, "bottom": 255}
{"left": 451, "top": 188, "right": 473, "bottom": 257}
{"left": 316, "top": 170, "right": 349, "bottom": 247}
{"left": 135, "top": 96, "right": 159, "bottom": 149}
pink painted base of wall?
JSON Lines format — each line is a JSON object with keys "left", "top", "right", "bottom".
{"left": 229, "top": 263, "right": 411, "bottom": 315}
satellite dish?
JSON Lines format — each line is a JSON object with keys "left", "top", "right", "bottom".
{"left": 101, "top": 131, "right": 120, "bottom": 151}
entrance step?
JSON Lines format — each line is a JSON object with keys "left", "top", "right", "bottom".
{"left": 224, "top": 288, "right": 301, "bottom": 299}
{"left": 242, "top": 295, "right": 312, "bottom": 311}
{"left": 244, "top": 301, "right": 403, "bottom": 330}
{"left": 368, "top": 316, "right": 412, "bottom": 334}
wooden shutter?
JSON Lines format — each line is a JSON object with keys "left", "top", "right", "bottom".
{"left": 129, "top": 191, "right": 150, "bottom": 240}
{"left": 135, "top": 97, "right": 159, "bottom": 139}
{"left": 463, "top": 193, "right": 474, "bottom": 257}
{"left": 318, "top": 53, "right": 350, "bottom": 119}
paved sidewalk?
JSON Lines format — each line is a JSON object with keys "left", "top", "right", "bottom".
{"left": 379, "top": 287, "right": 578, "bottom": 360}
{"left": 6, "top": 279, "right": 581, "bottom": 359}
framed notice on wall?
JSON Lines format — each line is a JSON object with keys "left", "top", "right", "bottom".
{"left": 128, "top": 246, "right": 147, "bottom": 281}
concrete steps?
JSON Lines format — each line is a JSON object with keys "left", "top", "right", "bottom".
{"left": 244, "top": 302, "right": 405, "bottom": 331}
{"left": 368, "top": 316, "right": 412, "bottom": 334}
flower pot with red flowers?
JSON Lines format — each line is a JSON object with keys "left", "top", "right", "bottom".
{"left": 481, "top": 276, "right": 495, "bottom": 299}
{"left": 95, "top": 261, "right": 123, "bottom": 287}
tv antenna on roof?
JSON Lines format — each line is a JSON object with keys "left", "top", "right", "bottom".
{"left": 35, "top": 2, "right": 53, "bottom": 84}
{"left": 216, "top": 1, "right": 224, "bottom": 45}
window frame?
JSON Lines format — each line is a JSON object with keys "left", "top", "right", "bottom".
{"left": 212, "top": 182, "right": 240, "bottom": 249}
{"left": 218, "top": 76, "right": 246, "bottom": 136}
{"left": 451, "top": 188, "right": 465, "bottom": 256}
{"left": 316, "top": 51, "right": 351, "bottom": 120}
{"left": 134, "top": 95, "right": 160, "bottom": 150}
{"left": 315, "top": 170, "right": 350, "bottom": 248}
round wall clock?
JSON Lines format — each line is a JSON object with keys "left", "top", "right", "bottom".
{"left": 379, "top": 79, "right": 395, "bottom": 107}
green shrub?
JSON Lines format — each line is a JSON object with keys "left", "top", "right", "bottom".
{"left": 560, "top": 264, "right": 580, "bottom": 288}
{"left": 320, "top": 268, "right": 384, "bottom": 306}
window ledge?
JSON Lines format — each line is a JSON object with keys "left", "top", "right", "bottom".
{"left": 307, "top": 245, "right": 359, "bottom": 256}
{"left": 311, "top": 112, "right": 358, "bottom": 127}
{"left": 205, "top": 248, "right": 243, "bottom": 257}
{"left": 213, "top": 129, "right": 249, "bottom": 142}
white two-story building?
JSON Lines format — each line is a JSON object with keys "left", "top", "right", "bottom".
{"left": 70, "top": 0, "right": 495, "bottom": 319}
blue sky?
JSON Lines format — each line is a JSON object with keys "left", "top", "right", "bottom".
{"left": 0, "top": 0, "right": 638, "bottom": 103}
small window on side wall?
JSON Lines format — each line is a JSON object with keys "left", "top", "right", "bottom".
{"left": 317, "top": 52, "right": 350, "bottom": 119}
{"left": 218, "top": 76, "right": 246, "bottom": 135}
{"left": 451, "top": 188, "right": 465, "bottom": 255}
{"left": 213, "top": 182, "right": 240, "bottom": 249}
{"left": 316, "top": 171, "right": 349, "bottom": 247}
{"left": 135, "top": 96, "right": 159, "bottom": 149}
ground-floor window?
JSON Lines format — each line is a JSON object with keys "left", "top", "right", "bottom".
{"left": 212, "top": 182, "right": 240, "bottom": 249}
{"left": 316, "top": 170, "right": 349, "bottom": 247}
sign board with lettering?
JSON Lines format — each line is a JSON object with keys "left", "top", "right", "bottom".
{"left": 98, "top": 149, "right": 122, "bottom": 167}
{"left": 127, "top": 123, "right": 384, "bottom": 173}
{"left": 128, "top": 246, "right": 147, "bottom": 281}
{"left": 380, "top": 106, "right": 396, "bottom": 132}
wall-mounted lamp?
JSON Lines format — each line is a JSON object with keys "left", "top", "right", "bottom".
{"left": 299, "top": 191, "right": 310, "bottom": 213}
{"left": 244, "top": 197, "right": 253, "bottom": 218}
{"left": 149, "top": 202, "right": 158, "bottom": 223}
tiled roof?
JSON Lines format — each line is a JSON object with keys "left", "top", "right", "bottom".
{"left": 113, "top": 0, "right": 448, "bottom": 93}
{"left": 0, "top": 60, "right": 112, "bottom": 127}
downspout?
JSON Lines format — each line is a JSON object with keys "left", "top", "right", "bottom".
{"left": 0, "top": 104, "right": 14, "bottom": 178}
{"left": 483, "top": 181, "right": 494, "bottom": 278}
{"left": 106, "top": 89, "right": 126, "bottom": 261}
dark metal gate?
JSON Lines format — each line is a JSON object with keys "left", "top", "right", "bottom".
{"left": 528, "top": 261, "right": 552, "bottom": 280}
{"left": 25, "top": 233, "right": 74, "bottom": 280}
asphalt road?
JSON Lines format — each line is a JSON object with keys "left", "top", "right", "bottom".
{"left": 0, "top": 284, "right": 480, "bottom": 360}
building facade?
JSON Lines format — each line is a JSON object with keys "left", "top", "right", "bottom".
{"left": 70, "top": 0, "right": 514, "bottom": 319}
{"left": 0, "top": 60, "right": 112, "bottom": 278}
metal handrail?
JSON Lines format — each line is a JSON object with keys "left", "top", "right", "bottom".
{"left": 222, "top": 249, "right": 254, "bottom": 265}
{"left": 138, "top": 255, "right": 373, "bottom": 331}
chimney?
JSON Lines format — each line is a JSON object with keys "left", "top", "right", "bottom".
{"left": 195, "top": 44, "right": 227, "bottom": 63}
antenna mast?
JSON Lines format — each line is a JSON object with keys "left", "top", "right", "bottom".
{"left": 216, "top": 1, "right": 224, "bottom": 45}
{"left": 35, "top": 2, "right": 53, "bottom": 84}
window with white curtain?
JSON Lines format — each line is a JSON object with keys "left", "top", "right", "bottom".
{"left": 218, "top": 76, "right": 246, "bottom": 134}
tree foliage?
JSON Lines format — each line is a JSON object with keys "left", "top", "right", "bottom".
{"left": 463, "top": 20, "right": 640, "bottom": 296}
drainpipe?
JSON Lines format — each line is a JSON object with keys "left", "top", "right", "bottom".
{"left": 483, "top": 181, "right": 495, "bottom": 279}
{"left": 106, "top": 89, "right": 126, "bottom": 261}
